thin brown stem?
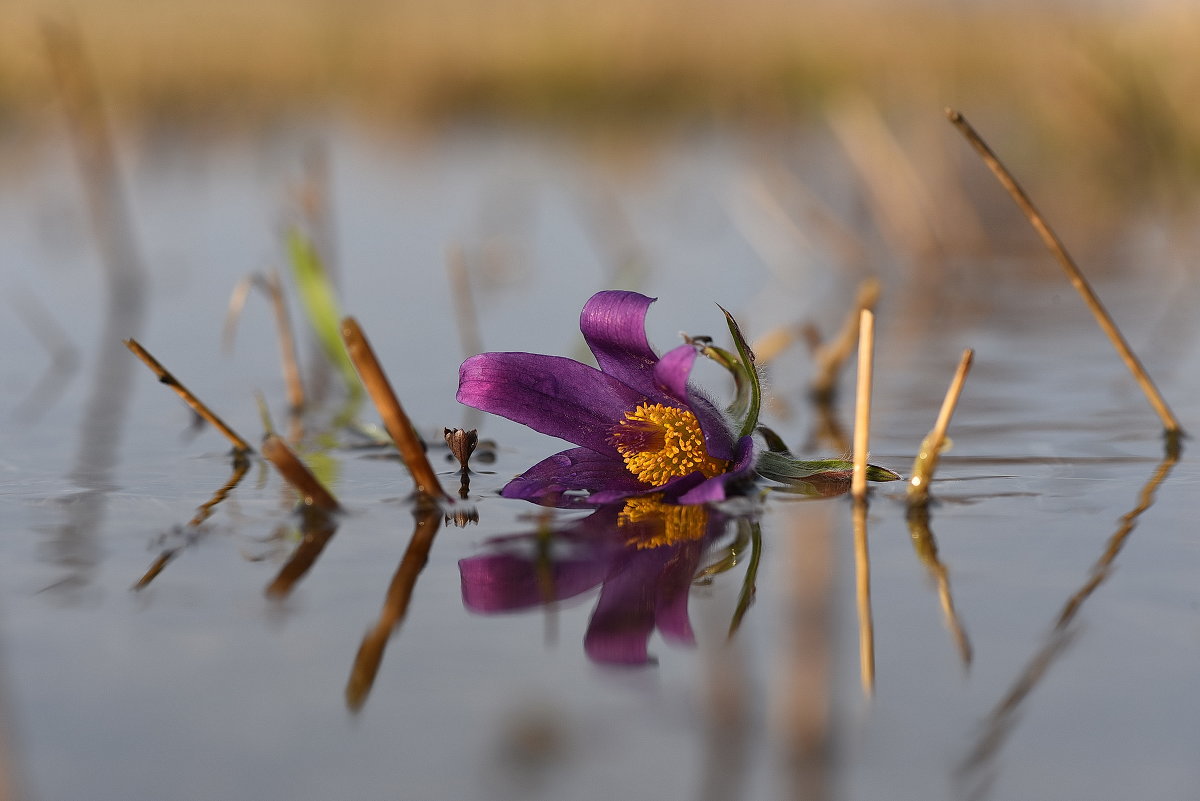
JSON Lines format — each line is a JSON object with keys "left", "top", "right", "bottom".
{"left": 946, "top": 108, "right": 1182, "bottom": 440}
{"left": 908, "top": 348, "right": 974, "bottom": 506}
{"left": 125, "top": 339, "right": 253, "bottom": 455}
{"left": 851, "top": 309, "right": 875, "bottom": 501}
{"left": 260, "top": 434, "right": 340, "bottom": 511}
{"left": 341, "top": 317, "right": 449, "bottom": 501}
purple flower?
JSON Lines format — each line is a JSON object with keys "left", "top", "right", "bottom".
{"left": 460, "top": 498, "right": 730, "bottom": 665}
{"left": 457, "top": 291, "right": 756, "bottom": 506}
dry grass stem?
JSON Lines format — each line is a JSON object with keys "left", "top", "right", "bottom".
{"left": 908, "top": 348, "right": 974, "bottom": 506}
{"left": 346, "top": 505, "right": 442, "bottom": 711}
{"left": 946, "top": 108, "right": 1182, "bottom": 441}
{"left": 850, "top": 309, "right": 875, "bottom": 501}
{"left": 811, "top": 278, "right": 881, "bottom": 402}
{"left": 340, "top": 317, "right": 450, "bottom": 501}
{"left": 260, "top": 433, "right": 340, "bottom": 511}
{"left": 124, "top": 338, "right": 253, "bottom": 455}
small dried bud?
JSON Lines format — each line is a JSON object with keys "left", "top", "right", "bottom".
{"left": 443, "top": 428, "right": 479, "bottom": 473}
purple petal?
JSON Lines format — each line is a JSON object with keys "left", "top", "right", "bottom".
{"left": 460, "top": 553, "right": 608, "bottom": 612}
{"left": 674, "top": 435, "right": 756, "bottom": 504}
{"left": 580, "top": 291, "right": 660, "bottom": 391}
{"left": 500, "top": 447, "right": 648, "bottom": 506}
{"left": 654, "top": 344, "right": 735, "bottom": 460}
{"left": 458, "top": 352, "right": 644, "bottom": 455}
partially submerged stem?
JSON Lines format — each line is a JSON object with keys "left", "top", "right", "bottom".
{"left": 851, "top": 309, "right": 875, "bottom": 501}
{"left": 261, "top": 434, "right": 340, "bottom": 512}
{"left": 908, "top": 348, "right": 974, "bottom": 506}
{"left": 946, "top": 108, "right": 1182, "bottom": 442}
{"left": 341, "top": 317, "right": 450, "bottom": 501}
{"left": 125, "top": 339, "right": 253, "bottom": 456}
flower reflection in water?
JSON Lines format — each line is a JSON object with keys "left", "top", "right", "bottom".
{"left": 460, "top": 496, "right": 739, "bottom": 665}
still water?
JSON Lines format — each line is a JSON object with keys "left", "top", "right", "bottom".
{"left": 2, "top": 122, "right": 1199, "bottom": 800}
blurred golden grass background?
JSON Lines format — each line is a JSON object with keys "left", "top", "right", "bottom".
{"left": 3, "top": 0, "right": 1200, "bottom": 240}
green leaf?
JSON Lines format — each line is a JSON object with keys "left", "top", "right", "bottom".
{"left": 756, "top": 450, "right": 901, "bottom": 484}
{"left": 286, "top": 229, "right": 361, "bottom": 398}
{"left": 717, "top": 305, "right": 761, "bottom": 439}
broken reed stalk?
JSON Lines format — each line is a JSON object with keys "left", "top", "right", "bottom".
{"left": 945, "top": 108, "right": 1182, "bottom": 444}
{"left": 124, "top": 339, "right": 253, "bottom": 456}
{"left": 908, "top": 348, "right": 975, "bottom": 506}
{"left": 260, "top": 434, "right": 340, "bottom": 512}
{"left": 851, "top": 309, "right": 876, "bottom": 501}
{"left": 340, "top": 317, "right": 450, "bottom": 501}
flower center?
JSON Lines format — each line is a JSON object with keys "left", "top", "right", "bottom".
{"left": 609, "top": 402, "right": 727, "bottom": 487}
{"left": 618, "top": 494, "right": 709, "bottom": 549}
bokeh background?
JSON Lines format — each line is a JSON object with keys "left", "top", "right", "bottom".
{"left": 2, "top": 3, "right": 1200, "bottom": 801}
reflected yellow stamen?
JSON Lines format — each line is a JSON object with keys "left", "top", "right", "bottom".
{"left": 618, "top": 494, "right": 709, "bottom": 549}
{"left": 609, "top": 403, "right": 727, "bottom": 486}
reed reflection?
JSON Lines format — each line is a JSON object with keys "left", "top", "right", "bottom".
{"left": 460, "top": 497, "right": 742, "bottom": 666}
{"left": 958, "top": 450, "right": 1180, "bottom": 797}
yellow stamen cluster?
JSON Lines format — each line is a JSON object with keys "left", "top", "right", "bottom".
{"left": 618, "top": 494, "right": 709, "bottom": 550}
{"left": 609, "top": 403, "right": 728, "bottom": 486}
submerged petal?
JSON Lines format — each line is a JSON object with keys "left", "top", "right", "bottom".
{"left": 458, "top": 352, "right": 644, "bottom": 455}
